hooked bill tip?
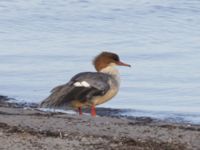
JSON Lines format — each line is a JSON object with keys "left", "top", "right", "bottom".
{"left": 117, "top": 61, "right": 131, "bottom": 67}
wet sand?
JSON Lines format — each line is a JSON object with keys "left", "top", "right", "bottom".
{"left": 0, "top": 96, "right": 200, "bottom": 150}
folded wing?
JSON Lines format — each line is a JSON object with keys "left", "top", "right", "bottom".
{"left": 40, "top": 72, "right": 110, "bottom": 108}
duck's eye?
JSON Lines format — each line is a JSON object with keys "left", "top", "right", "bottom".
{"left": 112, "top": 55, "right": 119, "bottom": 61}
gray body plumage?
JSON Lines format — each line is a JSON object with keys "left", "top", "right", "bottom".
{"left": 40, "top": 72, "right": 118, "bottom": 109}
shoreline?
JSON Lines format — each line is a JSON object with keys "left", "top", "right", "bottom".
{"left": 0, "top": 95, "right": 200, "bottom": 150}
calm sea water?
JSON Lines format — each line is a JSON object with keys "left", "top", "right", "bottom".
{"left": 0, "top": 0, "right": 200, "bottom": 123}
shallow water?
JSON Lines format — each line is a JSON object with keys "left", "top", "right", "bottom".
{"left": 0, "top": 0, "right": 200, "bottom": 123}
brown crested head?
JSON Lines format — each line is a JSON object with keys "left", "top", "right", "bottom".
{"left": 93, "top": 51, "right": 131, "bottom": 71}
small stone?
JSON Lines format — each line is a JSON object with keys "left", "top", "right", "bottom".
{"left": 81, "top": 137, "right": 87, "bottom": 142}
{"left": 98, "top": 137, "right": 103, "bottom": 142}
{"left": 89, "top": 145, "right": 94, "bottom": 149}
{"left": 0, "top": 132, "right": 3, "bottom": 136}
{"left": 113, "top": 136, "right": 118, "bottom": 140}
{"left": 110, "top": 143, "right": 117, "bottom": 147}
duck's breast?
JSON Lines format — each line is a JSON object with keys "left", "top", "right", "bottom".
{"left": 92, "top": 77, "right": 119, "bottom": 106}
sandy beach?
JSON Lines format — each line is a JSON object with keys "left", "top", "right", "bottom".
{"left": 0, "top": 96, "right": 200, "bottom": 150}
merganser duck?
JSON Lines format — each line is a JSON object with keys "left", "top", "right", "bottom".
{"left": 40, "top": 52, "right": 131, "bottom": 116}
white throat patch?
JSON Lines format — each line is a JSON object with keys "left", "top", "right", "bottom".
{"left": 100, "top": 63, "right": 119, "bottom": 76}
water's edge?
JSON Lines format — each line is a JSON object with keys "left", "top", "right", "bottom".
{"left": 1, "top": 95, "right": 199, "bottom": 125}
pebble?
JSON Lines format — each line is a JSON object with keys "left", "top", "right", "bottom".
{"left": 110, "top": 143, "right": 118, "bottom": 147}
{"left": 0, "top": 132, "right": 3, "bottom": 136}
{"left": 81, "top": 137, "right": 88, "bottom": 142}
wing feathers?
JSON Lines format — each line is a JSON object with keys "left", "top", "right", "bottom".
{"left": 40, "top": 72, "right": 110, "bottom": 108}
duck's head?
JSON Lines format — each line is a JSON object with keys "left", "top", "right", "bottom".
{"left": 93, "top": 51, "right": 131, "bottom": 72}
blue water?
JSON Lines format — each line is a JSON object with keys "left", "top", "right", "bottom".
{"left": 0, "top": 0, "right": 200, "bottom": 123}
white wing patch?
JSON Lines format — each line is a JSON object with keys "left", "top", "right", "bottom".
{"left": 73, "top": 81, "right": 90, "bottom": 87}
{"left": 74, "top": 82, "right": 82, "bottom": 87}
{"left": 81, "top": 81, "right": 90, "bottom": 87}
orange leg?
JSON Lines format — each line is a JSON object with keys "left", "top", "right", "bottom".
{"left": 78, "top": 107, "right": 82, "bottom": 116}
{"left": 91, "top": 105, "right": 96, "bottom": 117}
